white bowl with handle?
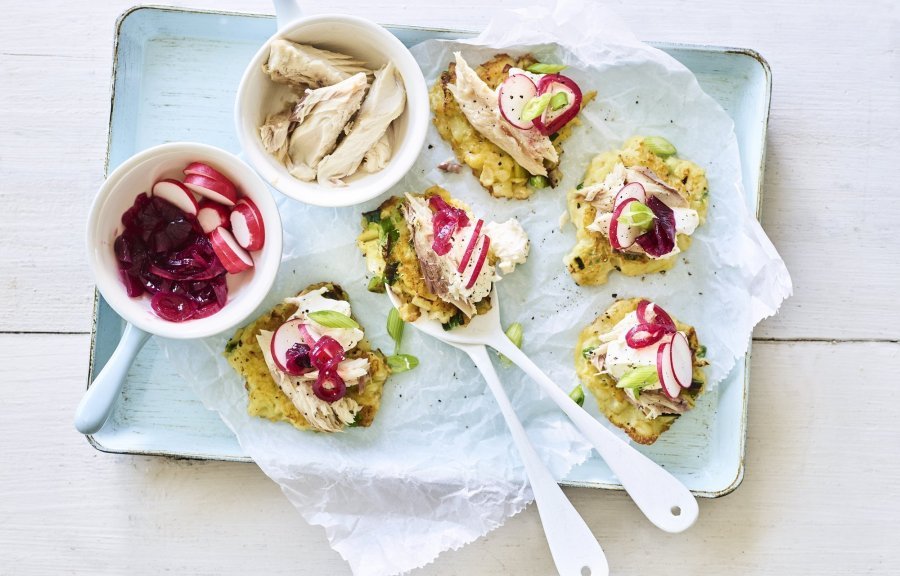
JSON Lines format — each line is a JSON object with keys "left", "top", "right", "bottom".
{"left": 234, "top": 3, "right": 429, "bottom": 207}
{"left": 77, "top": 142, "right": 283, "bottom": 435}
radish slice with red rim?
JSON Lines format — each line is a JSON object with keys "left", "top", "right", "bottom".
{"left": 465, "top": 234, "right": 491, "bottom": 289}
{"left": 636, "top": 300, "right": 676, "bottom": 332}
{"left": 183, "top": 174, "right": 238, "bottom": 207}
{"left": 609, "top": 198, "right": 643, "bottom": 250}
{"left": 151, "top": 179, "right": 199, "bottom": 216}
{"left": 625, "top": 323, "right": 668, "bottom": 349}
{"left": 271, "top": 319, "right": 312, "bottom": 375}
{"left": 532, "top": 74, "right": 583, "bottom": 135}
{"left": 657, "top": 342, "right": 681, "bottom": 399}
{"left": 230, "top": 197, "right": 266, "bottom": 251}
{"left": 209, "top": 227, "right": 253, "bottom": 274}
{"left": 613, "top": 182, "right": 647, "bottom": 209}
{"left": 498, "top": 74, "right": 538, "bottom": 130}
{"left": 183, "top": 162, "right": 236, "bottom": 189}
{"left": 458, "top": 219, "right": 484, "bottom": 273}
{"left": 669, "top": 332, "right": 693, "bottom": 388}
{"left": 197, "top": 200, "right": 229, "bottom": 234}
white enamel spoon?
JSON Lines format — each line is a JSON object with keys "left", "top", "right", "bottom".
{"left": 387, "top": 287, "right": 699, "bottom": 533}
{"left": 442, "top": 337, "right": 609, "bottom": 576}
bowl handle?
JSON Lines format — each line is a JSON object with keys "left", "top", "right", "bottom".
{"left": 273, "top": 0, "right": 304, "bottom": 30}
{"left": 74, "top": 323, "right": 151, "bottom": 435}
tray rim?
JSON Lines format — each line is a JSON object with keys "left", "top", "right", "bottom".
{"left": 86, "top": 4, "right": 772, "bottom": 498}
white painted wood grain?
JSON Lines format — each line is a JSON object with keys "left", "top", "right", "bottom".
{"left": 2, "top": 335, "right": 897, "bottom": 575}
{"left": 1, "top": 0, "right": 899, "bottom": 337}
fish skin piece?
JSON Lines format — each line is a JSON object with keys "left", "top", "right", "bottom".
{"left": 316, "top": 62, "right": 406, "bottom": 186}
{"left": 263, "top": 39, "right": 371, "bottom": 89}
{"left": 446, "top": 52, "right": 557, "bottom": 177}
{"left": 286, "top": 72, "right": 369, "bottom": 181}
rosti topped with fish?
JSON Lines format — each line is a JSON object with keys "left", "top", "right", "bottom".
{"left": 565, "top": 136, "right": 709, "bottom": 285}
{"left": 224, "top": 282, "right": 390, "bottom": 433}
{"left": 431, "top": 52, "right": 594, "bottom": 200}
{"left": 357, "top": 186, "right": 529, "bottom": 329}
{"left": 575, "top": 298, "right": 708, "bottom": 445}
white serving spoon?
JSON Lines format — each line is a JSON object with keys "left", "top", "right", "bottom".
{"left": 387, "top": 287, "right": 699, "bottom": 533}
{"left": 442, "top": 336, "right": 609, "bottom": 576}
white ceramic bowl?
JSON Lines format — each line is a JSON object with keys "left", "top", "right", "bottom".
{"left": 234, "top": 15, "right": 428, "bottom": 207}
{"left": 87, "top": 142, "right": 283, "bottom": 339}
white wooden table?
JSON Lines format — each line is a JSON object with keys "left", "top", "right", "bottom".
{"left": 2, "top": 0, "right": 898, "bottom": 574}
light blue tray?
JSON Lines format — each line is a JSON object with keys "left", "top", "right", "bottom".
{"left": 88, "top": 6, "right": 770, "bottom": 498}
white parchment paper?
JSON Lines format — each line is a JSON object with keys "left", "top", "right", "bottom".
{"left": 162, "top": 1, "right": 791, "bottom": 574}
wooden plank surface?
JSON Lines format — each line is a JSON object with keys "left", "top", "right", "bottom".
{"left": 1, "top": 0, "right": 898, "bottom": 575}
{"left": 2, "top": 335, "right": 897, "bottom": 574}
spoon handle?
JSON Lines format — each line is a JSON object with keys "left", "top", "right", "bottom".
{"left": 74, "top": 323, "right": 150, "bottom": 435}
{"left": 461, "top": 344, "right": 609, "bottom": 576}
{"left": 490, "top": 337, "right": 699, "bottom": 533}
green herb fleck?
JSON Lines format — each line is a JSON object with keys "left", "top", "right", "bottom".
{"left": 569, "top": 385, "right": 585, "bottom": 406}
{"left": 363, "top": 209, "right": 382, "bottom": 224}
{"left": 644, "top": 136, "right": 677, "bottom": 158}
{"left": 581, "top": 346, "right": 596, "bottom": 359}
{"left": 308, "top": 310, "right": 359, "bottom": 329}
{"left": 442, "top": 311, "right": 465, "bottom": 331}
{"left": 696, "top": 345, "right": 707, "bottom": 359}
{"left": 526, "top": 62, "right": 567, "bottom": 74}
{"left": 616, "top": 201, "right": 656, "bottom": 231}
{"left": 576, "top": 182, "right": 584, "bottom": 190}
{"left": 616, "top": 366, "right": 659, "bottom": 390}
{"left": 367, "top": 276, "right": 385, "bottom": 293}
{"left": 520, "top": 93, "right": 552, "bottom": 122}
{"left": 387, "top": 308, "right": 404, "bottom": 354}
{"left": 498, "top": 322, "right": 524, "bottom": 366}
{"left": 387, "top": 354, "right": 419, "bottom": 373}
{"left": 528, "top": 175, "right": 549, "bottom": 189}
{"left": 550, "top": 92, "right": 569, "bottom": 111}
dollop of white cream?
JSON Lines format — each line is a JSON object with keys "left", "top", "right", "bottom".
{"left": 484, "top": 218, "right": 530, "bottom": 274}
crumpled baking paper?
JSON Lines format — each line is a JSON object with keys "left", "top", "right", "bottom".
{"left": 162, "top": 1, "right": 792, "bottom": 574}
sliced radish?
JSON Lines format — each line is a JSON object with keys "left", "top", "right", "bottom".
{"left": 184, "top": 174, "right": 238, "bottom": 207}
{"left": 609, "top": 198, "right": 643, "bottom": 250}
{"left": 625, "top": 323, "right": 668, "bottom": 349}
{"left": 636, "top": 300, "right": 676, "bottom": 332}
{"left": 298, "top": 323, "right": 318, "bottom": 348}
{"left": 532, "top": 74, "right": 583, "bottom": 135}
{"left": 498, "top": 74, "right": 538, "bottom": 130}
{"left": 197, "top": 200, "right": 230, "bottom": 234}
{"left": 270, "top": 319, "right": 307, "bottom": 374}
{"left": 465, "top": 234, "right": 491, "bottom": 289}
{"left": 457, "top": 219, "right": 484, "bottom": 273}
{"left": 669, "top": 332, "right": 693, "bottom": 388}
{"left": 229, "top": 197, "right": 266, "bottom": 251}
{"left": 209, "top": 227, "right": 253, "bottom": 274}
{"left": 613, "top": 182, "right": 647, "bottom": 209}
{"left": 151, "top": 179, "right": 198, "bottom": 215}
{"left": 183, "top": 162, "right": 236, "bottom": 189}
{"left": 657, "top": 342, "right": 681, "bottom": 399}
